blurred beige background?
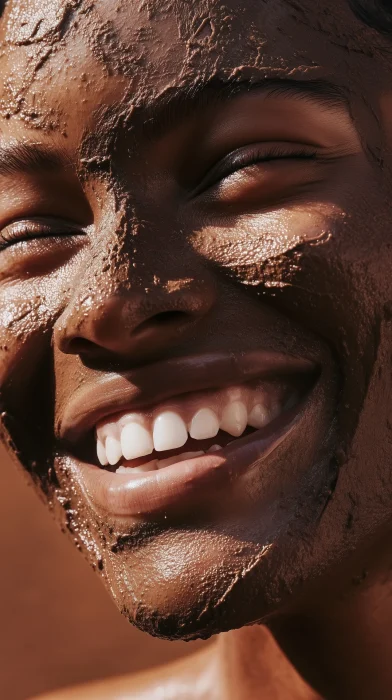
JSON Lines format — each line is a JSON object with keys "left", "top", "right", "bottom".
{"left": 0, "top": 445, "right": 203, "bottom": 700}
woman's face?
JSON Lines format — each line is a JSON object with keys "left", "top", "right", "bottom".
{"left": 0, "top": 0, "right": 391, "bottom": 639}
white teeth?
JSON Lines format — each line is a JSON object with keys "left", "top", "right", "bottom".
{"left": 157, "top": 456, "right": 179, "bottom": 468}
{"left": 153, "top": 411, "right": 188, "bottom": 452}
{"left": 179, "top": 451, "right": 205, "bottom": 460}
{"left": 220, "top": 400, "right": 248, "bottom": 437}
{"left": 132, "top": 464, "right": 157, "bottom": 473}
{"left": 96, "top": 384, "right": 291, "bottom": 468}
{"left": 97, "top": 439, "right": 108, "bottom": 466}
{"left": 208, "top": 444, "right": 222, "bottom": 453}
{"left": 105, "top": 436, "right": 122, "bottom": 466}
{"left": 189, "top": 408, "right": 220, "bottom": 440}
{"left": 116, "top": 466, "right": 130, "bottom": 474}
{"left": 120, "top": 421, "right": 154, "bottom": 461}
{"left": 158, "top": 451, "right": 204, "bottom": 469}
{"left": 116, "top": 460, "right": 157, "bottom": 474}
{"left": 248, "top": 404, "right": 269, "bottom": 429}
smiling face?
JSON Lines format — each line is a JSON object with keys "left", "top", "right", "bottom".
{"left": 1, "top": 0, "right": 392, "bottom": 641}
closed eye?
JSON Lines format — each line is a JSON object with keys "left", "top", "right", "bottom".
{"left": 191, "top": 142, "right": 319, "bottom": 198}
{"left": 0, "top": 217, "right": 86, "bottom": 251}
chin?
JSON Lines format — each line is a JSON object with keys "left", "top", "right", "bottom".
{"left": 97, "top": 454, "right": 337, "bottom": 643}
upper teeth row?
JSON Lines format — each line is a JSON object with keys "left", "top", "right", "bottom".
{"left": 96, "top": 385, "right": 286, "bottom": 467}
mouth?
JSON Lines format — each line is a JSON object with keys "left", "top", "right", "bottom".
{"left": 58, "top": 351, "right": 320, "bottom": 519}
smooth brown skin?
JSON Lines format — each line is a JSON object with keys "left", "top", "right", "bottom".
{"left": 1, "top": 1, "right": 392, "bottom": 698}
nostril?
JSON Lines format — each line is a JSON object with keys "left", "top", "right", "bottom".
{"left": 60, "top": 311, "right": 193, "bottom": 357}
{"left": 136, "top": 310, "right": 191, "bottom": 333}
{"left": 63, "top": 337, "right": 101, "bottom": 356}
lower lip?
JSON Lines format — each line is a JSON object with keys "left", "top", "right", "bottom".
{"left": 65, "top": 399, "right": 309, "bottom": 520}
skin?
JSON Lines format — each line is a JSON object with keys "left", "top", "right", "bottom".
{"left": 2, "top": 0, "right": 392, "bottom": 698}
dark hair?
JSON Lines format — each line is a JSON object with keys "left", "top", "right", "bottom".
{"left": 349, "top": 0, "right": 392, "bottom": 32}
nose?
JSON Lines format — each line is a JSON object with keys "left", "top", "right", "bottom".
{"left": 54, "top": 275, "right": 217, "bottom": 365}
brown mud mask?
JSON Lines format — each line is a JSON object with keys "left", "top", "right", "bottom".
{"left": 1, "top": 0, "right": 392, "bottom": 664}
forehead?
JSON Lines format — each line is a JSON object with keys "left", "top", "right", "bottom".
{"left": 0, "top": 0, "right": 385, "bottom": 138}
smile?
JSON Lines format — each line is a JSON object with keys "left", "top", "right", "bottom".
{"left": 96, "top": 380, "right": 301, "bottom": 473}
{"left": 58, "top": 351, "right": 319, "bottom": 519}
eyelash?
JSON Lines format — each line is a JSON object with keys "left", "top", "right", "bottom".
{"left": 0, "top": 220, "right": 83, "bottom": 251}
{"left": 194, "top": 143, "right": 319, "bottom": 194}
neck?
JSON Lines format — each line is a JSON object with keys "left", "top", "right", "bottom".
{"left": 217, "top": 567, "right": 392, "bottom": 700}
{"left": 270, "top": 581, "right": 392, "bottom": 700}
{"left": 217, "top": 625, "right": 320, "bottom": 700}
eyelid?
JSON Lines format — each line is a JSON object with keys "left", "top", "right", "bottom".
{"left": 189, "top": 142, "right": 319, "bottom": 198}
{"left": 0, "top": 217, "right": 86, "bottom": 250}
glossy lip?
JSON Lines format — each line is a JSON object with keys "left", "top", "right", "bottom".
{"left": 63, "top": 393, "right": 313, "bottom": 520}
{"left": 58, "top": 350, "right": 317, "bottom": 444}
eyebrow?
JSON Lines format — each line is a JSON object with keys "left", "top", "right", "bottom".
{"left": 138, "top": 76, "right": 348, "bottom": 140}
{"left": 0, "top": 78, "right": 348, "bottom": 179}
{"left": 80, "top": 76, "right": 348, "bottom": 167}
{"left": 0, "top": 142, "right": 71, "bottom": 178}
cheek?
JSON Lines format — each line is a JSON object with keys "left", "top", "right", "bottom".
{"left": 191, "top": 204, "right": 342, "bottom": 289}
{"left": 190, "top": 201, "right": 384, "bottom": 448}
{"left": 0, "top": 276, "right": 65, "bottom": 417}
{"left": 0, "top": 286, "right": 56, "bottom": 476}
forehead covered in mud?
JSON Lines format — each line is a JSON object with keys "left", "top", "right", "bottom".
{"left": 0, "top": 0, "right": 390, "bottom": 141}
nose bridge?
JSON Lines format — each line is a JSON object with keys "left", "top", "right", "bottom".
{"left": 90, "top": 194, "right": 187, "bottom": 289}
{"left": 53, "top": 221, "right": 217, "bottom": 362}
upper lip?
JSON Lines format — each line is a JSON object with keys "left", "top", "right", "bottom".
{"left": 58, "top": 350, "right": 318, "bottom": 444}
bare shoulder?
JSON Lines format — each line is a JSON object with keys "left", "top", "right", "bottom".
{"left": 32, "top": 646, "right": 217, "bottom": 700}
